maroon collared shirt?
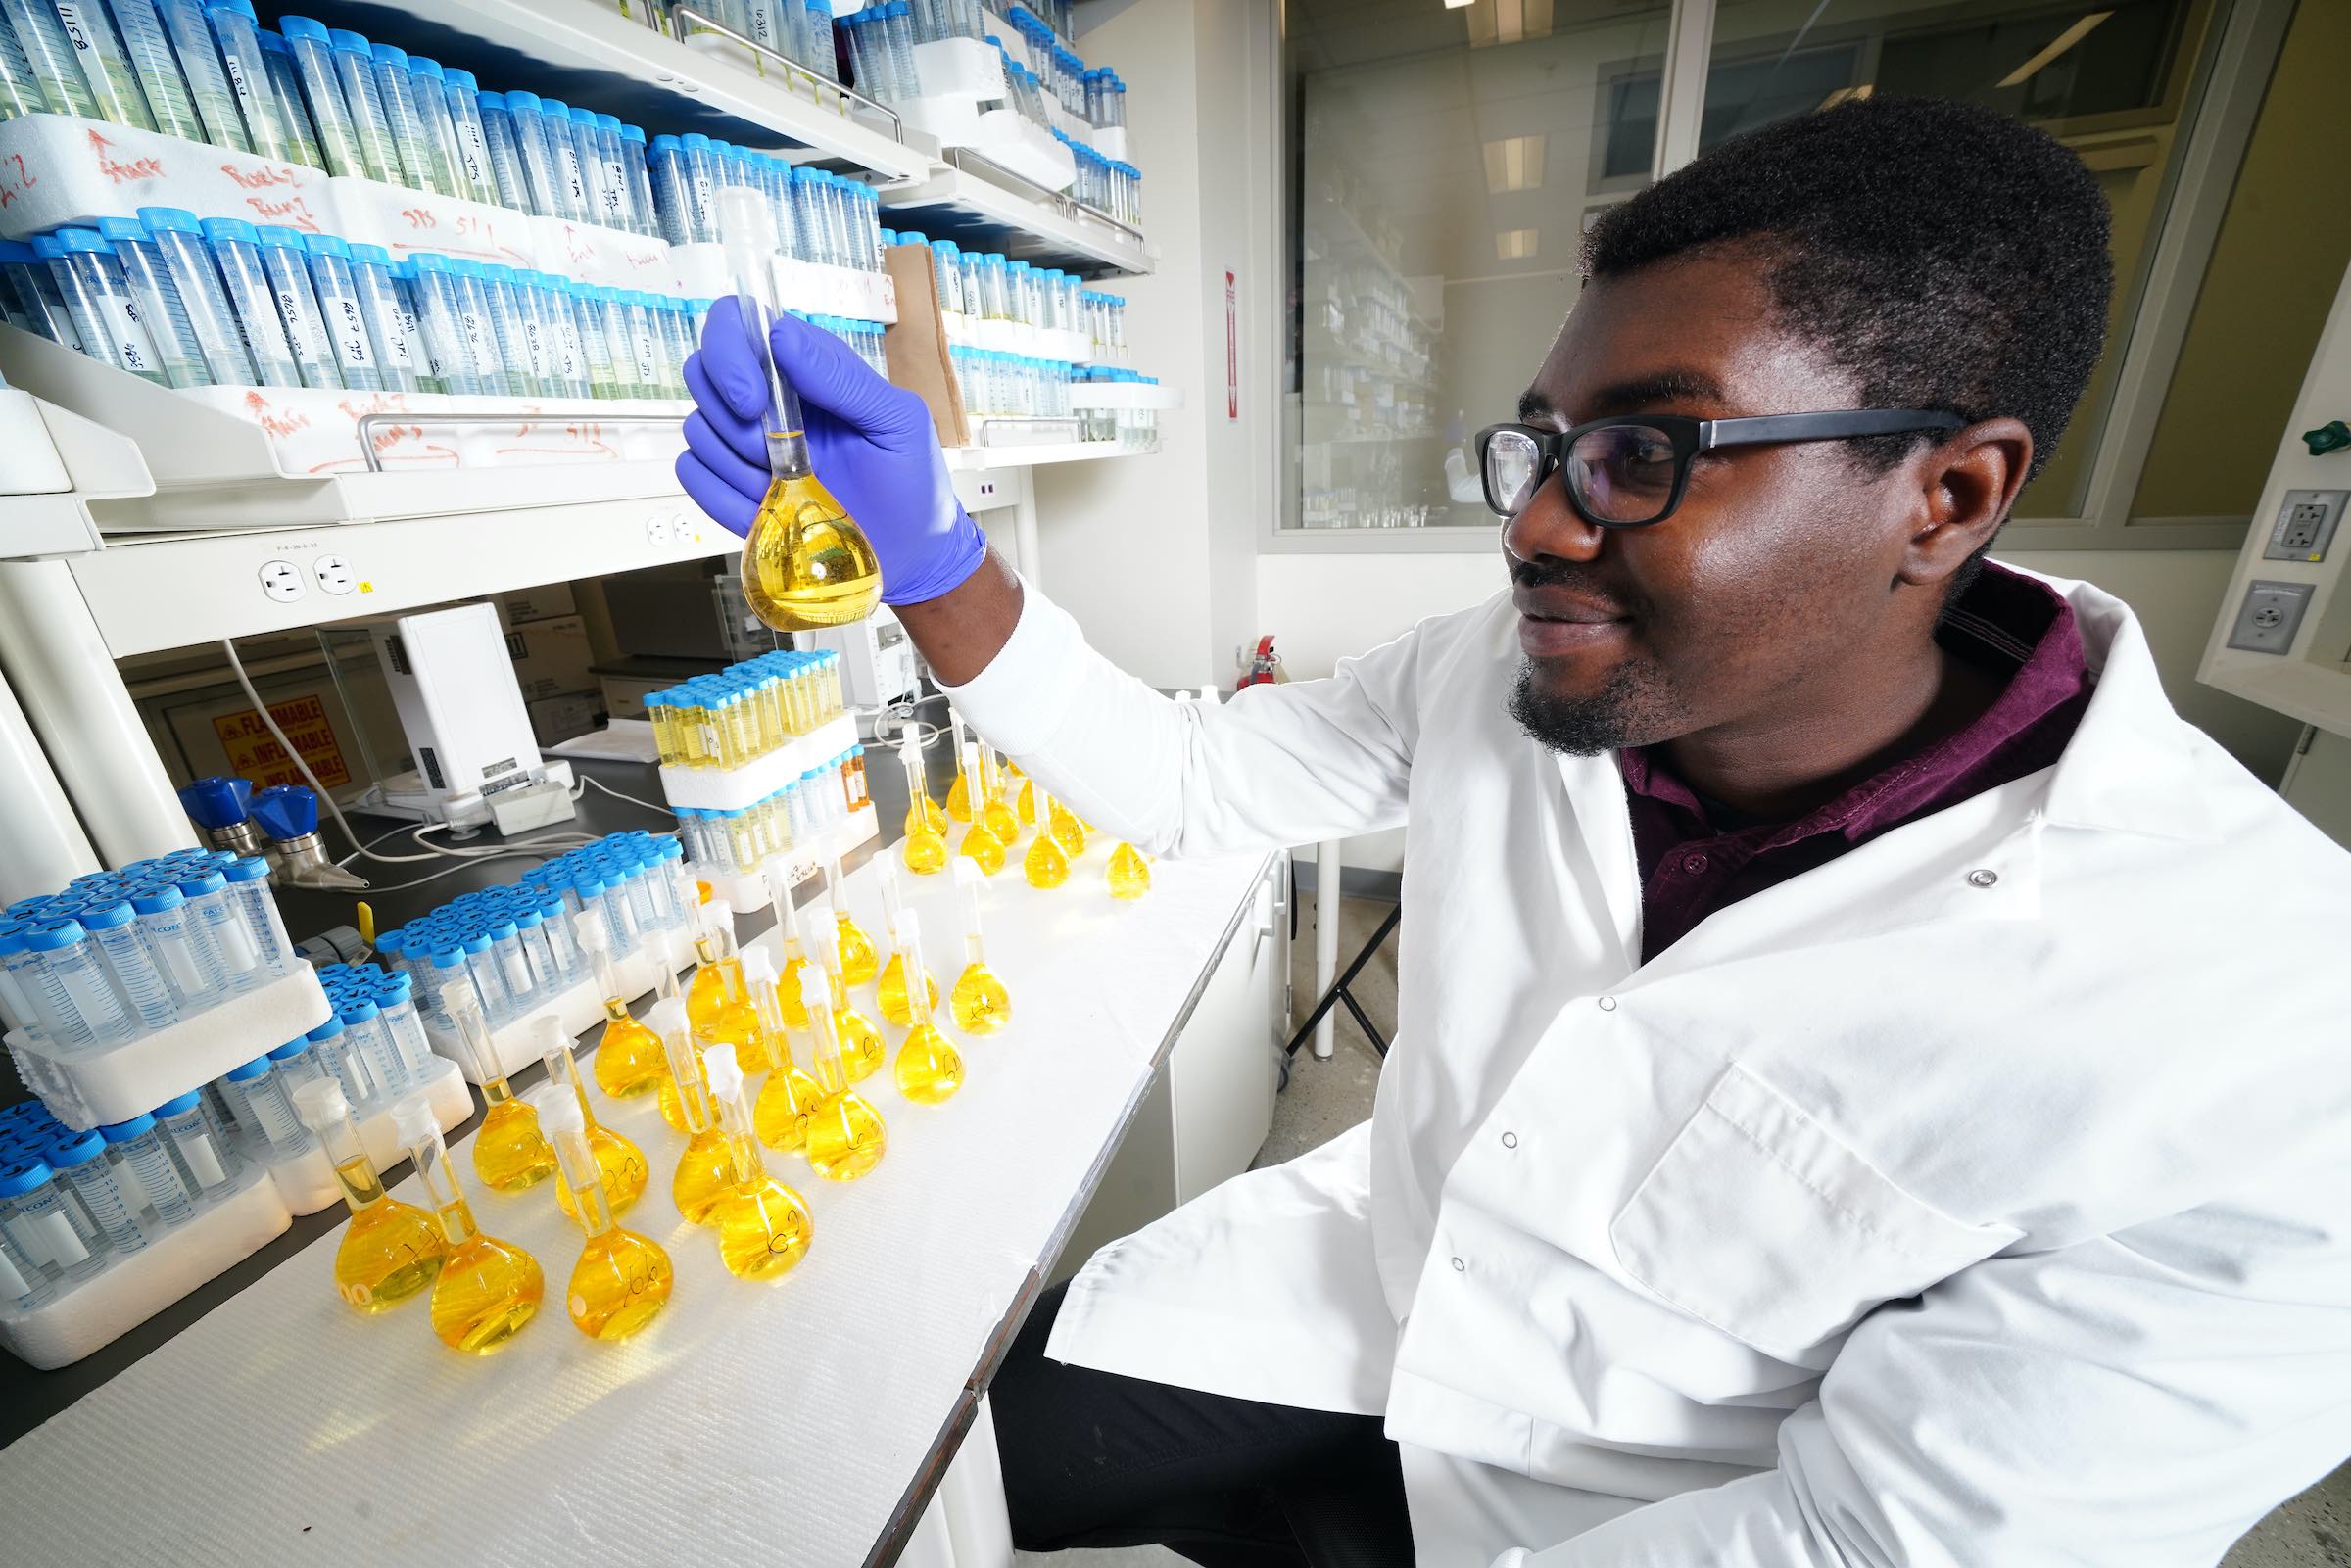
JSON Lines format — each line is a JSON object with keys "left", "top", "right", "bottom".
{"left": 1618, "top": 562, "right": 2094, "bottom": 962}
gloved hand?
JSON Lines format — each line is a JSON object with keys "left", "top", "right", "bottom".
{"left": 677, "top": 296, "right": 988, "bottom": 606}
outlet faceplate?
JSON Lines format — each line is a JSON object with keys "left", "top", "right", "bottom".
{"left": 2263, "top": 489, "right": 2348, "bottom": 561}
{"left": 313, "top": 554, "right": 356, "bottom": 594}
{"left": 258, "top": 559, "right": 305, "bottom": 603}
{"left": 2226, "top": 579, "right": 2316, "bottom": 654}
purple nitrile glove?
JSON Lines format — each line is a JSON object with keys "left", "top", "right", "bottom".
{"left": 677, "top": 296, "right": 988, "bottom": 607}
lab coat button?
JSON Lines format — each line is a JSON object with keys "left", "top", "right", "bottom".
{"left": 1501, "top": 1131, "right": 1517, "bottom": 1149}
{"left": 1451, "top": 1257, "right": 1465, "bottom": 1272}
{"left": 1967, "top": 868, "right": 1999, "bottom": 888}
{"left": 1597, "top": 996, "right": 1616, "bottom": 1012}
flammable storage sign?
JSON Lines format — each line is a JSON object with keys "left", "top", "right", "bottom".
{"left": 210, "top": 694, "right": 352, "bottom": 789}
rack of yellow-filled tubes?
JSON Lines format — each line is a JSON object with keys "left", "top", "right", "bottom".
{"left": 292, "top": 726, "right": 1150, "bottom": 1353}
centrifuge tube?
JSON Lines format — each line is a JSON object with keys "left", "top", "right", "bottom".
{"left": 900, "top": 737, "right": 948, "bottom": 877}
{"left": 58, "top": 0, "right": 156, "bottom": 127}
{"left": 889, "top": 913, "right": 962, "bottom": 1105}
{"left": 700, "top": 1050, "right": 813, "bottom": 1280}
{"left": 253, "top": 225, "right": 342, "bottom": 390}
{"left": 802, "top": 900, "right": 884, "bottom": 1081}
{"left": 796, "top": 965, "right": 886, "bottom": 1181}
{"left": 1024, "top": 786, "right": 1072, "bottom": 889}
{"left": 578, "top": 913, "right": 663, "bottom": 1099}
{"left": 444, "top": 983, "right": 556, "bottom": 1192}
{"left": 718, "top": 187, "right": 883, "bottom": 631}
{"left": 0, "top": 0, "right": 96, "bottom": 118}
{"left": 1108, "top": 842, "right": 1152, "bottom": 900}
{"left": 743, "top": 947, "right": 821, "bottom": 1154}
{"left": 653, "top": 996, "right": 733, "bottom": 1227}
{"left": 329, "top": 27, "right": 396, "bottom": 182}
{"left": 536, "top": 1086, "right": 672, "bottom": 1342}
{"left": 206, "top": 1, "right": 289, "bottom": 159}
{"left": 822, "top": 857, "right": 879, "bottom": 986}
{"left": 537, "top": 1016, "right": 647, "bottom": 1219}
{"left": 110, "top": 0, "right": 201, "bottom": 141}
{"left": 292, "top": 1077, "right": 446, "bottom": 1313}
{"left": 950, "top": 859, "right": 1012, "bottom": 1034}
{"left": 257, "top": 30, "right": 321, "bottom": 168}
{"left": 397, "top": 1099, "right": 541, "bottom": 1354}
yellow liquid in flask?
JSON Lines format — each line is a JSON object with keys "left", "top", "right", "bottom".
{"left": 332, "top": 1159, "right": 447, "bottom": 1312}
{"left": 950, "top": 962, "right": 1012, "bottom": 1034}
{"left": 593, "top": 1006, "right": 667, "bottom": 1098}
{"left": 740, "top": 472, "right": 883, "bottom": 632}
{"left": 430, "top": 1234, "right": 543, "bottom": 1354}
{"left": 894, "top": 1022, "right": 964, "bottom": 1105}
{"left": 878, "top": 951, "right": 941, "bottom": 1027}
{"left": 714, "top": 1175, "right": 815, "bottom": 1280}
{"left": 567, "top": 1228, "right": 673, "bottom": 1341}
{"left": 1108, "top": 843, "right": 1153, "bottom": 900}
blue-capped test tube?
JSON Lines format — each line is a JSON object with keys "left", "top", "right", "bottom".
{"left": 276, "top": 17, "right": 360, "bottom": 177}
{"left": 257, "top": 30, "right": 322, "bottom": 168}
{"left": 107, "top": 0, "right": 202, "bottom": 138}
{"left": 178, "top": 869, "right": 260, "bottom": 994}
{"left": 542, "top": 98, "right": 595, "bottom": 223}
{"left": 327, "top": 27, "right": 394, "bottom": 182}
{"left": 45, "top": 229, "right": 167, "bottom": 385}
{"left": 131, "top": 208, "right": 251, "bottom": 380}
{"left": 503, "top": 90, "right": 565, "bottom": 219}
{"left": 478, "top": 263, "right": 541, "bottom": 396}
{"left": 0, "top": 18, "right": 39, "bottom": 121}
{"left": 388, "top": 260, "right": 442, "bottom": 392}
{"left": 616, "top": 123, "right": 657, "bottom": 238}
{"left": 441, "top": 68, "right": 500, "bottom": 206}
{"left": 152, "top": 0, "right": 240, "bottom": 148}
{"left": 48, "top": 0, "right": 157, "bottom": 128}
{"left": 220, "top": 856, "right": 291, "bottom": 977}
{"left": 203, "top": 0, "right": 289, "bottom": 160}
{"left": 792, "top": 166, "right": 833, "bottom": 266}
{"left": 648, "top": 133, "right": 688, "bottom": 245}
{"left": 198, "top": 217, "right": 297, "bottom": 385}
{"left": 346, "top": 244, "right": 419, "bottom": 393}
{"left": 0, "top": 1156, "right": 106, "bottom": 1280}
{"left": 96, "top": 216, "right": 210, "bottom": 389}
{"left": 446, "top": 260, "right": 510, "bottom": 395}
{"left": 302, "top": 234, "right": 381, "bottom": 392}
{"left": 0, "top": 0, "right": 99, "bottom": 118}
{"left": 679, "top": 131, "right": 718, "bottom": 243}
{"left": 24, "top": 918, "right": 134, "bottom": 1045}
{"left": 78, "top": 897, "right": 176, "bottom": 1033}
{"left": 339, "top": 999, "right": 409, "bottom": 1097}
{"left": 101, "top": 1111, "right": 197, "bottom": 1226}
{"left": 376, "top": 973, "right": 439, "bottom": 1081}
{"left": 305, "top": 1013, "right": 375, "bottom": 1105}
{"left": 154, "top": 1089, "right": 240, "bottom": 1197}
{"left": 591, "top": 285, "right": 638, "bottom": 397}
{"left": 761, "top": 154, "right": 796, "bottom": 257}
{"left": 369, "top": 42, "right": 442, "bottom": 194}
{"left": 45, "top": 1129, "right": 144, "bottom": 1257}
{"left": 0, "top": 239, "right": 78, "bottom": 348}
{"left": 220, "top": 1053, "right": 307, "bottom": 1156}
{"left": 476, "top": 90, "right": 529, "bottom": 213}
{"left": 562, "top": 104, "right": 606, "bottom": 225}
{"left": 408, "top": 57, "right": 468, "bottom": 199}
{"left": 564, "top": 281, "right": 619, "bottom": 400}
{"left": 404, "top": 254, "right": 475, "bottom": 395}
{"left": 252, "top": 224, "right": 342, "bottom": 390}
{"left": 531, "top": 274, "right": 585, "bottom": 398}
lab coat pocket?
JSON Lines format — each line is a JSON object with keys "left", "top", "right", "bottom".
{"left": 1608, "top": 1064, "right": 2022, "bottom": 1365}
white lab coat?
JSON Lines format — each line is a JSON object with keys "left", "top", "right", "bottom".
{"left": 944, "top": 566, "right": 2351, "bottom": 1567}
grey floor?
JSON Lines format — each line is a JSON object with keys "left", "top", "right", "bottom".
{"left": 1015, "top": 896, "right": 2350, "bottom": 1568}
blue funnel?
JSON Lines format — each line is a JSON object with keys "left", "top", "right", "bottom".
{"left": 178, "top": 776, "right": 253, "bottom": 830}
{"left": 251, "top": 784, "right": 320, "bottom": 841}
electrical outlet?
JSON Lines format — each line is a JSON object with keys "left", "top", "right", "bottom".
{"left": 2226, "top": 580, "right": 2316, "bottom": 654}
{"left": 2263, "top": 489, "right": 2347, "bottom": 561}
{"left": 313, "top": 554, "right": 356, "bottom": 594}
{"left": 645, "top": 513, "right": 670, "bottom": 544}
{"left": 258, "top": 559, "right": 305, "bottom": 603}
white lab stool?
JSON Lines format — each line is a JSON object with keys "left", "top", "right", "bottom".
{"left": 899, "top": 1393, "right": 1017, "bottom": 1568}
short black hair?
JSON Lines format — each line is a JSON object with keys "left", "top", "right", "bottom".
{"left": 1582, "top": 95, "right": 2113, "bottom": 487}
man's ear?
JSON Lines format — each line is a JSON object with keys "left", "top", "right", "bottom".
{"left": 1898, "top": 417, "right": 2033, "bottom": 590}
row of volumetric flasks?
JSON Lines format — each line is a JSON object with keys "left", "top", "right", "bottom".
{"left": 0, "top": 216, "right": 706, "bottom": 399}
{"left": 650, "top": 149, "right": 892, "bottom": 274}
{"left": 646, "top": 648, "right": 848, "bottom": 771}
{"left": 919, "top": 238, "right": 1124, "bottom": 350}
{"left": 676, "top": 755, "right": 874, "bottom": 879}
{"left": 0, "top": 1091, "right": 268, "bottom": 1310}
{"left": 0, "top": 0, "right": 682, "bottom": 240}
{"left": 0, "top": 848, "right": 297, "bottom": 1052}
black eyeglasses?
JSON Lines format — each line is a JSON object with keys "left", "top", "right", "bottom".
{"left": 1475, "top": 409, "right": 1967, "bottom": 528}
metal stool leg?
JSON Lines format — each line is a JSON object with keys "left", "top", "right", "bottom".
{"left": 1285, "top": 902, "right": 1402, "bottom": 1061}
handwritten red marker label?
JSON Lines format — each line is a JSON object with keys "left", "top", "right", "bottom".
{"left": 401, "top": 207, "right": 439, "bottom": 229}
{"left": 220, "top": 162, "right": 299, "bottom": 190}
{"left": 0, "top": 152, "right": 34, "bottom": 210}
{"left": 85, "top": 131, "right": 164, "bottom": 184}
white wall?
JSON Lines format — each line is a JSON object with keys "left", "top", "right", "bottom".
{"left": 1260, "top": 546, "right": 2308, "bottom": 871}
{"left": 1032, "top": 0, "right": 1278, "bottom": 690}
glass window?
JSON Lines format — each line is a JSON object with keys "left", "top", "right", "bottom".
{"left": 1690, "top": 0, "right": 2229, "bottom": 519}
{"left": 1286, "top": 0, "right": 1677, "bottom": 531}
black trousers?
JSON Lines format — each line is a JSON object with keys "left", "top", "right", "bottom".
{"left": 989, "top": 1281, "right": 1416, "bottom": 1568}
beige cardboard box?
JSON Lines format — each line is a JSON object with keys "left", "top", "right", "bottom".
{"left": 497, "top": 584, "right": 578, "bottom": 625}
{"left": 505, "top": 615, "right": 595, "bottom": 701}
{"left": 527, "top": 691, "right": 603, "bottom": 748}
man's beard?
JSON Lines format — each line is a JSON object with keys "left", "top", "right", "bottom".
{"left": 1508, "top": 656, "right": 1677, "bottom": 755}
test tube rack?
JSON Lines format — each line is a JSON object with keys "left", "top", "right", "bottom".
{"left": 691, "top": 805, "right": 881, "bottom": 919}
{"left": 657, "top": 711, "right": 861, "bottom": 812}
{"left": 3, "top": 966, "right": 334, "bottom": 1132}
{"left": 0, "top": 1166, "right": 291, "bottom": 1372}
{"left": 418, "top": 944, "right": 671, "bottom": 1085}
{"left": 264, "top": 1055, "right": 473, "bottom": 1216}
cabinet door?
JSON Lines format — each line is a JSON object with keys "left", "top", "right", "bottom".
{"left": 1170, "top": 859, "right": 1283, "bottom": 1202}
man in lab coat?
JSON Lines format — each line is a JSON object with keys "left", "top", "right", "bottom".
{"left": 681, "top": 97, "right": 2351, "bottom": 1567}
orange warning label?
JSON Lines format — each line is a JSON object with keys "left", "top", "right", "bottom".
{"left": 213, "top": 693, "right": 351, "bottom": 789}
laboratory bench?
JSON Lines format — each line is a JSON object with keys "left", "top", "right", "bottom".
{"left": 0, "top": 700, "right": 1288, "bottom": 1568}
